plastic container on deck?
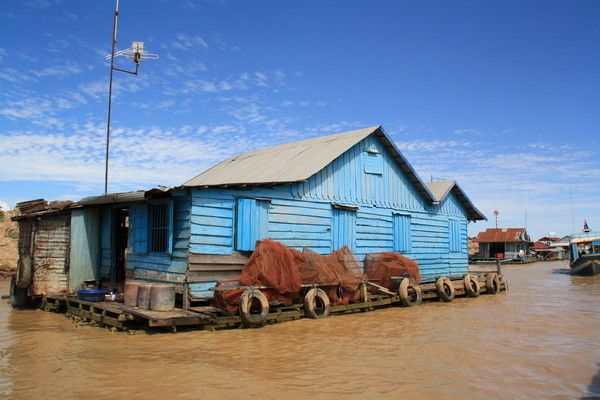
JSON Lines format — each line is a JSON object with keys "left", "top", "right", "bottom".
{"left": 77, "top": 289, "right": 108, "bottom": 302}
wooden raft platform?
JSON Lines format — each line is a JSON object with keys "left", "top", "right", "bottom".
{"left": 39, "top": 272, "right": 507, "bottom": 332}
{"left": 44, "top": 296, "right": 212, "bottom": 331}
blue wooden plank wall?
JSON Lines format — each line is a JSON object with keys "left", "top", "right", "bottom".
{"left": 125, "top": 193, "right": 190, "bottom": 285}
{"left": 187, "top": 133, "right": 472, "bottom": 288}
{"left": 288, "top": 135, "right": 425, "bottom": 211}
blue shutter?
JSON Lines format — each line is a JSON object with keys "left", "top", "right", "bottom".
{"left": 100, "top": 208, "right": 112, "bottom": 250}
{"left": 393, "top": 214, "right": 411, "bottom": 253}
{"left": 235, "top": 198, "right": 269, "bottom": 251}
{"left": 131, "top": 204, "right": 148, "bottom": 254}
{"left": 449, "top": 219, "right": 461, "bottom": 253}
{"left": 332, "top": 208, "right": 356, "bottom": 251}
{"left": 167, "top": 201, "right": 174, "bottom": 254}
{"left": 364, "top": 152, "right": 383, "bottom": 174}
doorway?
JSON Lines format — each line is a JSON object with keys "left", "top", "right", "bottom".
{"left": 489, "top": 242, "right": 505, "bottom": 258}
{"left": 114, "top": 208, "right": 129, "bottom": 284}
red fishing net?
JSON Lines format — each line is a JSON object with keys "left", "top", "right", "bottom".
{"left": 363, "top": 252, "right": 421, "bottom": 292}
{"left": 299, "top": 247, "right": 364, "bottom": 305}
{"left": 213, "top": 239, "right": 365, "bottom": 314}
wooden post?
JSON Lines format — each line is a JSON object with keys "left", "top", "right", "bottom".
{"left": 496, "top": 259, "right": 501, "bottom": 274}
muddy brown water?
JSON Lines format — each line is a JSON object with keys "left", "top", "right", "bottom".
{"left": 1, "top": 261, "right": 599, "bottom": 399}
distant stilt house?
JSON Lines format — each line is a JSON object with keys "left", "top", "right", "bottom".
{"left": 475, "top": 228, "right": 532, "bottom": 260}
{"left": 12, "top": 126, "right": 486, "bottom": 306}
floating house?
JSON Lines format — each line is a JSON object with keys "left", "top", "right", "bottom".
{"left": 475, "top": 228, "right": 532, "bottom": 260}
{"left": 13, "top": 126, "right": 485, "bottom": 307}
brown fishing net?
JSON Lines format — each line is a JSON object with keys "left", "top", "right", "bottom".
{"left": 213, "top": 239, "right": 365, "bottom": 314}
{"left": 363, "top": 252, "right": 421, "bottom": 292}
{"left": 299, "top": 247, "right": 364, "bottom": 305}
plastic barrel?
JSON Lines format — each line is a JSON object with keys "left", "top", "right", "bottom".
{"left": 136, "top": 284, "right": 153, "bottom": 310}
{"left": 124, "top": 281, "right": 141, "bottom": 307}
{"left": 149, "top": 284, "right": 176, "bottom": 312}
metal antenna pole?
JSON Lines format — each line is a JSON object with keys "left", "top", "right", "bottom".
{"left": 104, "top": 0, "right": 119, "bottom": 195}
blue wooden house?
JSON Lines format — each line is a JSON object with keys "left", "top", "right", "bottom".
{"left": 66, "top": 126, "right": 485, "bottom": 305}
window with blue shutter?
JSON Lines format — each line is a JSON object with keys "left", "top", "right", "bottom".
{"left": 449, "top": 219, "right": 461, "bottom": 253}
{"left": 131, "top": 204, "right": 148, "bottom": 254}
{"left": 235, "top": 198, "right": 269, "bottom": 251}
{"left": 364, "top": 152, "right": 383, "bottom": 175}
{"left": 393, "top": 213, "right": 411, "bottom": 253}
{"left": 332, "top": 208, "right": 357, "bottom": 251}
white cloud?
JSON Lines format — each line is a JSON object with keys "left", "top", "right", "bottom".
{"left": 393, "top": 134, "right": 600, "bottom": 238}
{"left": 0, "top": 67, "right": 38, "bottom": 84}
{"left": 0, "top": 123, "right": 256, "bottom": 189}
{"left": 165, "top": 34, "right": 209, "bottom": 51}
{"left": 31, "top": 63, "right": 88, "bottom": 78}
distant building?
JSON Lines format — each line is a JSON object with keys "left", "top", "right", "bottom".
{"left": 538, "top": 236, "right": 560, "bottom": 245}
{"left": 475, "top": 228, "right": 532, "bottom": 259}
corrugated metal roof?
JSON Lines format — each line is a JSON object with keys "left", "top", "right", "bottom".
{"left": 426, "top": 181, "right": 455, "bottom": 202}
{"left": 183, "top": 126, "right": 437, "bottom": 203}
{"left": 79, "top": 191, "right": 147, "bottom": 205}
{"left": 184, "top": 126, "right": 378, "bottom": 186}
{"left": 475, "top": 228, "right": 531, "bottom": 243}
{"left": 79, "top": 187, "right": 172, "bottom": 206}
{"left": 426, "top": 180, "right": 486, "bottom": 222}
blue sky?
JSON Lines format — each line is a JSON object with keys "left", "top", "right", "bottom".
{"left": 0, "top": 0, "right": 598, "bottom": 239}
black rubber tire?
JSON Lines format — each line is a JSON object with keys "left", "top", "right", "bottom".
{"left": 436, "top": 277, "right": 455, "bottom": 302}
{"left": 485, "top": 273, "right": 501, "bottom": 295}
{"left": 463, "top": 274, "right": 480, "bottom": 297}
{"left": 239, "top": 289, "right": 269, "bottom": 326}
{"left": 398, "top": 278, "right": 422, "bottom": 306}
{"left": 10, "top": 274, "right": 29, "bottom": 308}
{"left": 304, "top": 288, "right": 330, "bottom": 319}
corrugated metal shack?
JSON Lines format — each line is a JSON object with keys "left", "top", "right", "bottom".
{"left": 13, "top": 200, "right": 77, "bottom": 297}
{"left": 12, "top": 126, "right": 486, "bottom": 307}
{"left": 475, "top": 228, "right": 532, "bottom": 259}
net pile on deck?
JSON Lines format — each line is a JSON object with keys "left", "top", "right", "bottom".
{"left": 363, "top": 252, "right": 421, "bottom": 292}
{"left": 213, "top": 239, "right": 364, "bottom": 314}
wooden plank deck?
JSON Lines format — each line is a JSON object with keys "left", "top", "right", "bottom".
{"left": 40, "top": 272, "right": 508, "bottom": 331}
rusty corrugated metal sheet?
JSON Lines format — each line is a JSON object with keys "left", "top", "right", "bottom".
{"left": 31, "top": 214, "right": 70, "bottom": 296}
{"left": 12, "top": 199, "right": 79, "bottom": 221}
{"left": 475, "top": 228, "right": 531, "bottom": 243}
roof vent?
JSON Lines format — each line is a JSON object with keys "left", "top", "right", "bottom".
{"left": 365, "top": 145, "right": 379, "bottom": 154}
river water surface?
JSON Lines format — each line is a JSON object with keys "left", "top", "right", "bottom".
{"left": 1, "top": 261, "right": 599, "bottom": 399}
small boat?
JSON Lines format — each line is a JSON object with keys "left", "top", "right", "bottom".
{"left": 568, "top": 233, "right": 600, "bottom": 276}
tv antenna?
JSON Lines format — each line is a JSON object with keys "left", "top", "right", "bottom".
{"left": 103, "top": 0, "right": 159, "bottom": 194}
{"left": 493, "top": 209, "right": 500, "bottom": 228}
